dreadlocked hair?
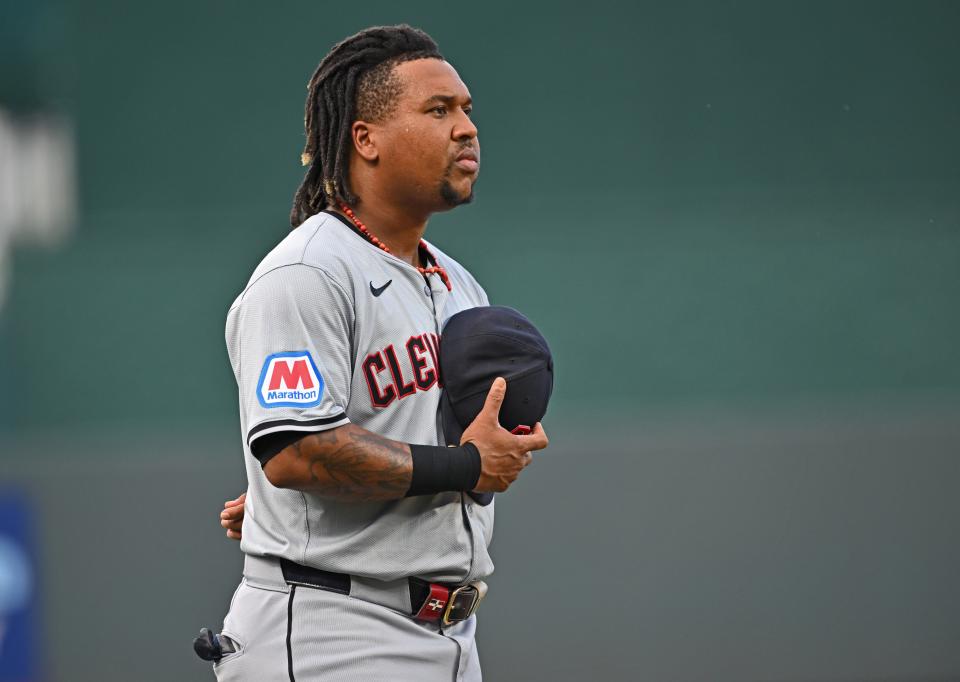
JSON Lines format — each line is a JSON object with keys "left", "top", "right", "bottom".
{"left": 290, "top": 25, "right": 443, "bottom": 227}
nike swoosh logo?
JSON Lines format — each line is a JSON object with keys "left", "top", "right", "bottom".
{"left": 370, "top": 280, "right": 392, "bottom": 297}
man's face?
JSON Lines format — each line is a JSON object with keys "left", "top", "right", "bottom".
{"left": 373, "top": 59, "right": 480, "bottom": 211}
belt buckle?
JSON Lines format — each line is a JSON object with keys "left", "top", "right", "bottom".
{"left": 442, "top": 580, "right": 488, "bottom": 626}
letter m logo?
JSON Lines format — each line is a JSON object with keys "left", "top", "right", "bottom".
{"left": 269, "top": 359, "right": 315, "bottom": 390}
{"left": 256, "top": 351, "right": 324, "bottom": 408}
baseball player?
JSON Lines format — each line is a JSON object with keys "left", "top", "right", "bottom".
{"left": 216, "top": 304, "right": 554, "bottom": 528}
{"left": 204, "top": 25, "right": 549, "bottom": 681}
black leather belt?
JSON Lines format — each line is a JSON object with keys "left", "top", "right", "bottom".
{"left": 279, "top": 558, "right": 487, "bottom": 625}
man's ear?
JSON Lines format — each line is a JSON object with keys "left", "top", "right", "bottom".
{"left": 352, "top": 121, "right": 379, "bottom": 162}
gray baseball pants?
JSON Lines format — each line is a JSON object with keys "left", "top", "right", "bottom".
{"left": 212, "top": 556, "right": 481, "bottom": 681}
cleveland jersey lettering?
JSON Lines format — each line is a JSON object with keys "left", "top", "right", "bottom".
{"left": 363, "top": 333, "right": 441, "bottom": 407}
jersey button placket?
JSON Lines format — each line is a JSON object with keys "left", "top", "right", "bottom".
{"left": 425, "top": 273, "right": 449, "bottom": 329}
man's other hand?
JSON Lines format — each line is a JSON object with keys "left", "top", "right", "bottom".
{"left": 220, "top": 492, "right": 246, "bottom": 540}
{"left": 461, "top": 377, "right": 549, "bottom": 493}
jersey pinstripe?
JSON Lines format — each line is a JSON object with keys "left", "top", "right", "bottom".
{"left": 225, "top": 211, "right": 494, "bottom": 583}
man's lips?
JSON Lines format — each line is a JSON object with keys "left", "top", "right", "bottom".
{"left": 454, "top": 149, "right": 479, "bottom": 172}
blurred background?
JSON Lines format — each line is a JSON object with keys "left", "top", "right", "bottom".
{"left": 1, "top": 1, "right": 959, "bottom": 680}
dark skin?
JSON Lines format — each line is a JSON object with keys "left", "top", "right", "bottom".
{"left": 220, "top": 58, "right": 548, "bottom": 524}
{"left": 264, "top": 377, "right": 547, "bottom": 501}
{"left": 223, "top": 379, "right": 545, "bottom": 535}
{"left": 221, "top": 492, "right": 244, "bottom": 539}
{"left": 337, "top": 58, "right": 480, "bottom": 267}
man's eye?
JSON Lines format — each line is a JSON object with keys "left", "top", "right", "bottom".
{"left": 463, "top": 108, "right": 473, "bottom": 117}
{"left": 431, "top": 106, "right": 447, "bottom": 116}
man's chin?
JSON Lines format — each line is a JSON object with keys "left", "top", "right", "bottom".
{"left": 440, "top": 180, "right": 475, "bottom": 208}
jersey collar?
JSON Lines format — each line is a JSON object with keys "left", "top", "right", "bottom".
{"left": 322, "top": 210, "right": 439, "bottom": 269}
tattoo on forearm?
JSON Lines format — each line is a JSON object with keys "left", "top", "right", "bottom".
{"left": 290, "top": 425, "right": 411, "bottom": 500}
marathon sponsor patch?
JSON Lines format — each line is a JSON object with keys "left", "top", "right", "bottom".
{"left": 256, "top": 351, "right": 325, "bottom": 408}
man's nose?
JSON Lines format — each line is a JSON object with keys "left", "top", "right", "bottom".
{"left": 452, "top": 110, "right": 477, "bottom": 141}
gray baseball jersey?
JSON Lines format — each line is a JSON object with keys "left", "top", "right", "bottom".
{"left": 225, "top": 210, "right": 494, "bottom": 583}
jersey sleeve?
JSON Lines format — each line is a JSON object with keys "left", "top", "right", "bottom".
{"left": 228, "top": 263, "right": 354, "bottom": 452}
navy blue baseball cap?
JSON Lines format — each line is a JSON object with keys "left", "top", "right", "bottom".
{"left": 439, "top": 305, "right": 554, "bottom": 447}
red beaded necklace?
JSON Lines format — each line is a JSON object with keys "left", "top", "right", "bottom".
{"left": 337, "top": 202, "right": 452, "bottom": 291}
